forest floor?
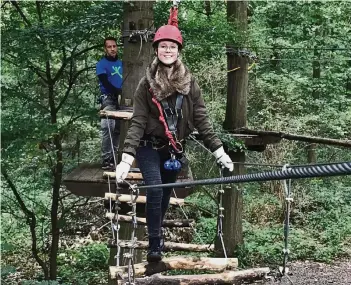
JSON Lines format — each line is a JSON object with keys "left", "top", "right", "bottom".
{"left": 263, "top": 259, "right": 351, "bottom": 285}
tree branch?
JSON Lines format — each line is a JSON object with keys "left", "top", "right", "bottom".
{"left": 3, "top": 54, "right": 48, "bottom": 84}
{"left": 55, "top": 65, "right": 95, "bottom": 113}
{"left": 235, "top": 128, "right": 351, "bottom": 148}
{"left": 35, "top": 1, "right": 43, "bottom": 24}
{"left": 11, "top": 1, "right": 31, "bottom": 27}
{"left": 1, "top": 168, "right": 49, "bottom": 278}
{"left": 52, "top": 44, "right": 101, "bottom": 84}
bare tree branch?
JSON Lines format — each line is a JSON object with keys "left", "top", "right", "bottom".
{"left": 61, "top": 197, "right": 91, "bottom": 219}
{"left": 1, "top": 1, "right": 10, "bottom": 9}
{"left": 56, "top": 65, "right": 95, "bottom": 112}
{"left": 52, "top": 44, "right": 101, "bottom": 84}
{"left": 35, "top": 1, "right": 43, "bottom": 23}
{"left": 11, "top": 1, "right": 31, "bottom": 27}
{"left": 1, "top": 168, "right": 49, "bottom": 278}
{"left": 2, "top": 54, "right": 48, "bottom": 84}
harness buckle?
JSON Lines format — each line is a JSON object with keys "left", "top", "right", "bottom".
{"left": 164, "top": 108, "right": 173, "bottom": 117}
{"left": 176, "top": 108, "right": 183, "bottom": 119}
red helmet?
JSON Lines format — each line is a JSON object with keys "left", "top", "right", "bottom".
{"left": 153, "top": 25, "right": 183, "bottom": 48}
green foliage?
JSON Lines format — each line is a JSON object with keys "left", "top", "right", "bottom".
{"left": 57, "top": 243, "right": 109, "bottom": 285}
{"left": 2, "top": 0, "right": 351, "bottom": 283}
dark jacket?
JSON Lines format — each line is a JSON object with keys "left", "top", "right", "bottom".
{"left": 123, "top": 58, "right": 222, "bottom": 157}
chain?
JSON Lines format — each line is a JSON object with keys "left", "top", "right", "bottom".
{"left": 217, "top": 168, "right": 228, "bottom": 259}
{"left": 124, "top": 184, "right": 139, "bottom": 285}
{"left": 281, "top": 164, "right": 292, "bottom": 275}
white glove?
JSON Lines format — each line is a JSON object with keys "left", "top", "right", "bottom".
{"left": 115, "top": 153, "right": 134, "bottom": 182}
{"left": 213, "top": 146, "right": 234, "bottom": 172}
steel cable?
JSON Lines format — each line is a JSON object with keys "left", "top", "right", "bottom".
{"left": 134, "top": 162, "right": 351, "bottom": 190}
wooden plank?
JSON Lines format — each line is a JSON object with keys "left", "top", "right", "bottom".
{"left": 63, "top": 163, "right": 194, "bottom": 200}
{"left": 106, "top": 213, "right": 194, "bottom": 227}
{"left": 110, "top": 257, "right": 239, "bottom": 278}
{"left": 103, "top": 171, "right": 143, "bottom": 180}
{"left": 109, "top": 240, "right": 214, "bottom": 252}
{"left": 130, "top": 267, "right": 270, "bottom": 285}
{"left": 100, "top": 110, "right": 133, "bottom": 120}
{"left": 104, "top": 193, "right": 184, "bottom": 206}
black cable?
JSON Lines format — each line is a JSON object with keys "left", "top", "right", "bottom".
{"left": 135, "top": 162, "right": 351, "bottom": 190}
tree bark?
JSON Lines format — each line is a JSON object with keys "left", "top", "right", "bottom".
{"left": 110, "top": 257, "right": 238, "bottom": 278}
{"left": 129, "top": 267, "right": 270, "bottom": 285}
{"left": 219, "top": 0, "right": 248, "bottom": 256}
{"left": 106, "top": 213, "right": 194, "bottom": 227}
{"left": 307, "top": 143, "right": 317, "bottom": 163}
{"left": 109, "top": 240, "right": 214, "bottom": 252}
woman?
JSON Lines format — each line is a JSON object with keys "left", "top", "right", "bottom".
{"left": 115, "top": 23, "right": 233, "bottom": 262}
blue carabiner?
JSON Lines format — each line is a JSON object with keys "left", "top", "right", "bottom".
{"left": 164, "top": 158, "right": 182, "bottom": 171}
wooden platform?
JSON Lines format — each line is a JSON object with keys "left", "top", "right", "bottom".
{"left": 63, "top": 163, "right": 194, "bottom": 199}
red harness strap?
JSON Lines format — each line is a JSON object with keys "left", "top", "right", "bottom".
{"left": 149, "top": 88, "right": 182, "bottom": 153}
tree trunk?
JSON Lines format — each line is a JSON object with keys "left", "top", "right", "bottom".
{"left": 109, "top": 3, "right": 155, "bottom": 284}
{"left": 219, "top": 0, "right": 248, "bottom": 256}
{"left": 307, "top": 143, "right": 317, "bottom": 163}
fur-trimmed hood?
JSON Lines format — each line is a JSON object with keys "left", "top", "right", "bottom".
{"left": 146, "top": 58, "right": 192, "bottom": 101}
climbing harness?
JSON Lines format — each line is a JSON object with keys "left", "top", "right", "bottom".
{"left": 149, "top": 88, "right": 184, "bottom": 154}
{"left": 149, "top": 88, "right": 186, "bottom": 171}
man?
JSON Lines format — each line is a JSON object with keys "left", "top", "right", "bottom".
{"left": 96, "top": 36, "right": 123, "bottom": 169}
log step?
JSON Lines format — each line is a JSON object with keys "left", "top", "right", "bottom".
{"left": 106, "top": 213, "right": 194, "bottom": 227}
{"left": 104, "top": 193, "right": 184, "bottom": 206}
{"left": 103, "top": 171, "right": 143, "bottom": 180}
{"left": 110, "top": 256, "right": 238, "bottom": 279}
{"left": 108, "top": 240, "right": 214, "bottom": 252}
{"left": 100, "top": 110, "right": 133, "bottom": 120}
{"left": 128, "top": 267, "right": 270, "bottom": 285}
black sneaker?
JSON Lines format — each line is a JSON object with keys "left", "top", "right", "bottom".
{"left": 147, "top": 237, "right": 162, "bottom": 263}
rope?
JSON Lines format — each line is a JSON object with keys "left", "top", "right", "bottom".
{"left": 134, "top": 162, "right": 351, "bottom": 190}
{"left": 172, "top": 188, "right": 205, "bottom": 245}
{"left": 105, "top": 115, "right": 117, "bottom": 169}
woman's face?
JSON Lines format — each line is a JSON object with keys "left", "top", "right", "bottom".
{"left": 156, "top": 40, "right": 179, "bottom": 65}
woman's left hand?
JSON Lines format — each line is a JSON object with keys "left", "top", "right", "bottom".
{"left": 213, "top": 146, "right": 234, "bottom": 172}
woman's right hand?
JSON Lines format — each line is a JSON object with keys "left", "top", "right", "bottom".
{"left": 115, "top": 153, "right": 134, "bottom": 182}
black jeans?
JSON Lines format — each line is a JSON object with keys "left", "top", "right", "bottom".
{"left": 136, "top": 145, "right": 179, "bottom": 238}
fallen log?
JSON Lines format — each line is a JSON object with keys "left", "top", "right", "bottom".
{"left": 236, "top": 128, "right": 351, "bottom": 148}
{"left": 129, "top": 267, "right": 270, "bottom": 285}
{"left": 104, "top": 193, "right": 184, "bottom": 206}
{"left": 108, "top": 240, "right": 214, "bottom": 252}
{"left": 110, "top": 256, "right": 238, "bottom": 278}
{"left": 100, "top": 110, "right": 133, "bottom": 120}
{"left": 105, "top": 213, "right": 194, "bottom": 227}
